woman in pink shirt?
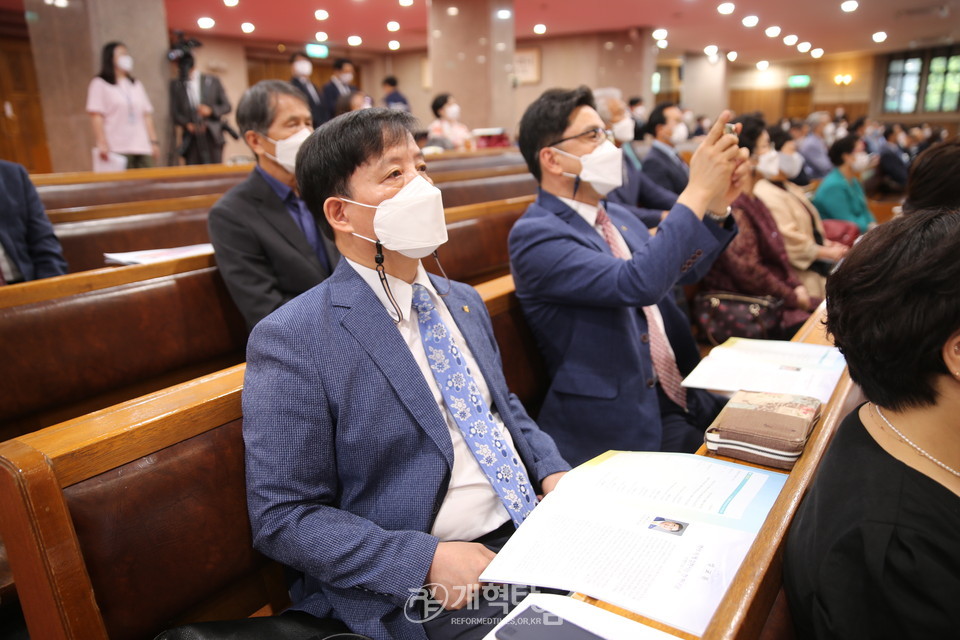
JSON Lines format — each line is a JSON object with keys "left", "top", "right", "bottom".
{"left": 86, "top": 42, "right": 159, "bottom": 169}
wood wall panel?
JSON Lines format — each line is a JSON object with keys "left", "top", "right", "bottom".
{"left": 729, "top": 89, "right": 786, "bottom": 124}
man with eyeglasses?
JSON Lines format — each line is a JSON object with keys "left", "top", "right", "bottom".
{"left": 510, "top": 86, "right": 747, "bottom": 465}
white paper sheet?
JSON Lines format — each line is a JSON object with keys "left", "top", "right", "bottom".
{"left": 91, "top": 148, "right": 127, "bottom": 172}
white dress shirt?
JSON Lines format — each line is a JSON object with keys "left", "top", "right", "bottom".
{"left": 345, "top": 259, "right": 515, "bottom": 541}
{"left": 559, "top": 197, "right": 677, "bottom": 359}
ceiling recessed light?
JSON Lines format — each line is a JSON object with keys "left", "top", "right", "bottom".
{"left": 315, "top": 31, "right": 328, "bottom": 41}
{"left": 756, "top": 60, "right": 769, "bottom": 70}
{"left": 811, "top": 48, "right": 824, "bottom": 58}
{"left": 742, "top": 15, "right": 759, "bottom": 27}
{"left": 872, "top": 31, "right": 887, "bottom": 43}
{"left": 388, "top": 40, "right": 400, "bottom": 50}
{"left": 533, "top": 24, "right": 546, "bottom": 35}
{"left": 315, "top": 9, "right": 329, "bottom": 20}
{"left": 783, "top": 34, "right": 799, "bottom": 46}
{"left": 652, "top": 28, "right": 668, "bottom": 40}
{"left": 657, "top": 39, "right": 668, "bottom": 49}
{"left": 399, "top": 0, "right": 413, "bottom": 5}
{"left": 496, "top": 9, "right": 511, "bottom": 19}
{"left": 241, "top": 22, "right": 254, "bottom": 33}
{"left": 347, "top": 35, "right": 362, "bottom": 46}
{"left": 765, "top": 26, "right": 781, "bottom": 37}
{"left": 223, "top": 0, "right": 238, "bottom": 6}
{"left": 197, "top": 17, "right": 215, "bottom": 29}
{"left": 798, "top": 41, "right": 812, "bottom": 52}
{"left": 387, "top": 20, "right": 400, "bottom": 31}
{"left": 446, "top": 6, "right": 458, "bottom": 15}
{"left": 727, "top": 50, "right": 738, "bottom": 61}
{"left": 704, "top": 44, "right": 719, "bottom": 56}
{"left": 717, "top": 2, "right": 735, "bottom": 14}
{"left": 840, "top": 0, "right": 858, "bottom": 12}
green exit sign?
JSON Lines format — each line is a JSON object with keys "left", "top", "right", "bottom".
{"left": 788, "top": 75, "right": 811, "bottom": 88}
{"left": 306, "top": 44, "right": 329, "bottom": 59}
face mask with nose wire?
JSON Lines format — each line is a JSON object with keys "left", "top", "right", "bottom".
{"left": 552, "top": 139, "right": 624, "bottom": 197}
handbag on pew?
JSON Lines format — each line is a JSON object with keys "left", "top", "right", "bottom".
{"left": 704, "top": 390, "right": 822, "bottom": 470}
{"left": 692, "top": 292, "right": 784, "bottom": 346}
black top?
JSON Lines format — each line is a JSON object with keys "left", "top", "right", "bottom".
{"left": 784, "top": 405, "right": 960, "bottom": 639}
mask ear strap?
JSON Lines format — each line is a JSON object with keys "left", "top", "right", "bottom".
{"left": 431, "top": 251, "right": 451, "bottom": 297}
{"left": 374, "top": 240, "right": 404, "bottom": 324}
{"left": 571, "top": 174, "right": 581, "bottom": 198}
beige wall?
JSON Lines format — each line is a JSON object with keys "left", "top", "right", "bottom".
{"left": 728, "top": 53, "right": 875, "bottom": 105}
{"left": 681, "top": 54, "right": 730, "bottom": 120}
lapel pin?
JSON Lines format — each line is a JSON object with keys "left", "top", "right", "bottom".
{"left": 621, "top": 225, "right": 628, "bottom": 231}
{"left": 462, "top": 305, "right": 470, "bottom": 313}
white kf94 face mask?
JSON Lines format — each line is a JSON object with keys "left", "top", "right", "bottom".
{"left": 265, "top": 127, "right": 312, "bottom": 174}
{"left": 341, "top": 174, "right": 449, "bottom": 259}
{"left": 553, "top": 139, "right": 624, "bottom": 196}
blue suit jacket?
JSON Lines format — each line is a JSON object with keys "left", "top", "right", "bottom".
{"left": 508, "top": 191, "right": 735, "bottom": 465}
{"left": 0, "top": 160, "right": 67, "bottom": 281}
{"left": 607, "top": 149, "right": 680, "bottom": 228}
{"left": 243, "top": 260, "right": 569, "bottom": 640}
{"left": 641, "top": 145, "right": 689, "bottom": 196}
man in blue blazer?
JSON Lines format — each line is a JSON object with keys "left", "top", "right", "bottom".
{"left": 243, "top": 108, "right": 569, "bottom": 640}
{"left": 641, "top": 102, "right": 691, "bottom": 196}
{"left": 510, "top": 87, "right": 745, "bottom": 466}
{"left": 0, "top": 160, "right": 67, "bottom": 283}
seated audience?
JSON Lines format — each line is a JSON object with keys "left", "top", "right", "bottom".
{"left": 382, "top": 75, "right": 411, "bottom": 112}
{"left": 208, "top": 81, "right": 339, "bottom": 331}
{"left": 904, "top": 136, "right": 960, "bottom": 214}
{"left": 592, "top": 86, "right": 678, "bottom": 228}
{"left": 785, "top": 206, "right": 960, "bottom": 637}
{"left": 509, "top": 86, "right": 743, "bottom": 464}
{"left": 876, "top": 124, "right": 910, "bottom": 193}
{"left": 334, "top": 89, "right": 369, "bottom": 117}
{"left": 798, "top": 112, "right": 833, "bottom": 181}
{"left": 640, "top": 102, "right": 690, "bottom": 195}
{"left": 757, "top": 127, "right": 847, "bottom": 300}
{"left": 702, "top": 116, "right": 817, "bottom": 336}
{"left": 428, "top": 93, "right": 473, "bottom": 151}
{"left": 812, "top": 135, "right": 876, "bottom": 233}
{"left": 0, "top": 159, "right": 68, "bottom": 283}
{"left": 244, "top": 108, "right": 569, "bottom": 639}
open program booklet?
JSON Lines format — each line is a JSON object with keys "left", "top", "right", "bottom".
{"left": 479, "top": 451, "right": 788, "bottom": 636}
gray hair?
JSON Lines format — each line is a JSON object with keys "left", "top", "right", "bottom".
{"left": 592, "top": 87, "right": 623, "bottom": 125}
{"left": 236, "top": 80, "right": 308, "bottom": 138}
{"left": 806, "top": 111, "right": 830, "bottom": 128}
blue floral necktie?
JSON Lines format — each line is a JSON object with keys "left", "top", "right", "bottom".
{"left": 411, "top": 283, "right": 537, "bottom": 526}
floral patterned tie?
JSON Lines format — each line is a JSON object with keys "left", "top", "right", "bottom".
{"left": 412, "top": 283, "right": 537, "bottom": 526}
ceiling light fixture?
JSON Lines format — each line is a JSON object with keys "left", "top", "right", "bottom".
{"left": 197, "top": 17, "right": 215, "bottom": 29}
{"left": 872, "top": 31, "right": 887, "bottom": 43}
{"left": 223, "top": 0, "right": 238, "bottom": 6}
{"left": 347, "top": 35, "right": 362, "bottom": 46}
{"left": 399, "top": 0, "right": 413, "bottom": 5}
{"left": 652, "top": 28, "right": 668, "bottom": 40}
{"left": 315, "top": 31, "right": 328, "bottom": 41}
{"left": 704, "top": 44, "right": 719, "bottom": 56}
{"left": 840, "top": 0, "right": 858, "bottom": 11}
{"left": 315, "top": 9, "right": 329, "bottom": 20}
{"left": 446, "top": 6, "right": 458, "bottom": 16}
{"left": 797, "top": 41, "right": 812, "bottom": 52}
{"left": 241, "top": 22, "right": 255, "bottom": 33}
{"left": 389, "top": 40, "right": 400, "bottom": 50}
{"left": 756, "top": 60, "right": 769, "bottom": 70}
{"left": 387, "top": 20, "right": 400, "bottom": 31}
{"left": 496, "top": 9, "right": 511, "bottom": 19}
{"left": 783, "top": 34, "right": 798, "bottom": 46}
{"left": 727, "top": 50, "right": 738, "bottom": 61}
{"left": 657, "top": 39, "right": 668, "bottom": 49}
{"left": 717, "top": 2, "right": 735, "bottom": 15}
{"left": 533, "top": 24, "right": 546, "bottom": 35}
{"left": 765, "top": 26, "right": 781, "bottom": 37}
{"left": 742, "top": 15, "right": 759, "bottom": 27}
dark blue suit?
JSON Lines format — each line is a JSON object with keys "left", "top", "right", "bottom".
{"left": 0, "top": 160, "right": 67, "bottom": 281}
{"left": 607, "top": 149, "right": 680, "bottom": 228}
{"left": 508, "top": 191, "right": 735, "bottom": 465}
{"left": 641, "top": 144, "right": 689, "bottom": 196}
{"left": 243, "top": 260, "right": 569, "bottom": 640}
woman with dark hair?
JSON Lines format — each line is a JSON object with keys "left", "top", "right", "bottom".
{"left": 86, "top": 41, "right": 159, "bottom": 169}
{"left": 785, "top": 207, "right": 960, "bottom": 637}
{"left": 702, "top": 115, "right": 816, "bottom": 337}
{"left": 427, "top": 92, "right": 472, "bottom": 150}
{"left": 904, "top": 136, "right": 960, "bottom": 213}
{"left": 811, "top": 135, "right": 876, "bottom": 232}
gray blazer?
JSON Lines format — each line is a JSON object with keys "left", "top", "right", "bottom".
{"left": 208, "top": 169, "right": 339, "bottom": 331}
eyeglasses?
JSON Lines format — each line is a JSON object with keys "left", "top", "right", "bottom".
{"left": 548, "top": 127, "right": 613, "bottom": 147}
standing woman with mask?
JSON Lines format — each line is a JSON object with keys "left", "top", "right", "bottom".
{"left": 702, "top": 115, "right": 816, "bottom": 337}
{"left": 427, "top": 93, "right": 473, "bottom": 151}
{"left": 86, "top": 42, "right": 159, "bottom": 169}
{"left": 753, "top": 127, "right": 848, "bottom": 300}
{"left": 811, "top": 135, "right": 876, "bottom": 233}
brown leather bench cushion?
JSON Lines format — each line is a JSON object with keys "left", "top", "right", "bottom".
{"left": 64, "top": 419, "right": 284, "bottom": 640}
{"left": 0, "top": 267, "right": 246, "bottom": 438}
{"left": 438, "top": 173, "right": 537, "bottom": 208}
{"left": 56, "top": 209, "right": 211, "bottom": 272}
{"left": 38, "top": 175, "right": 247, "bottom": 210}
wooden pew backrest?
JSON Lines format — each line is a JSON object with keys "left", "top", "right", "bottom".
{"left": 438, "top": 173, "right": 538, "bottom": 208}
